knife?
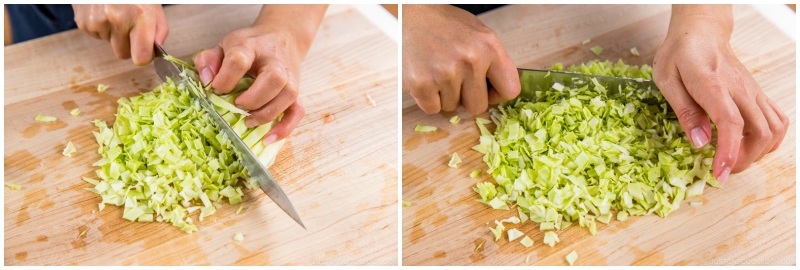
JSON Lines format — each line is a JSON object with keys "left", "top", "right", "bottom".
{"left": 152, "top": 43, "right": 306, "bottom": 229}
{"left": 516, "top": 68, "right": 662, "bottom": 105}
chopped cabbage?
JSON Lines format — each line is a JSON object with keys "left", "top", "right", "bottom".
{"left": 472, "top": 60, "right": 718, "bottom": 237}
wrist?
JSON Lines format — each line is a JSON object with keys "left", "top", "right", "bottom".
{"left": 668, "top": 4, "right": 733, "bottom": 42}
{"left": 251, "top": 5, "right": 326, "bottom": 58}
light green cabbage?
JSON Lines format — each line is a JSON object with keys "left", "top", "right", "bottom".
{"left": 473, "top": 60, "right": 718, "bottom": 236}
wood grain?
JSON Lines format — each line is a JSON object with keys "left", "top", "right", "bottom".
{"left": 4, "top": 4, "right": 398, "bottom": 265}
{"left": 401, "top": 5, "right": 795, "bottom": 266}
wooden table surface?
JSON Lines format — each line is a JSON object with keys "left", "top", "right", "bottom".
{"left": 402, "top": 5, "right": 795, "bottom": 266}
{"left": 4, "top": 4, "right": 398, "bottom": 265}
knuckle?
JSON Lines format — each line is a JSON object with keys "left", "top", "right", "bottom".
{"left": 433, "top": 63, "right": 458, "bottom": 84}
{"left": 226, "top": 49, "right": 252, "bottom": 71}
{"left": 724, "top": 115, "right": 745, "bottom": 129}
{"left": 753, "top": 124, "right": 772, "bottom": 145}
{"left": 704, "top": 81, "right": 728, "bottom": 96}
{"left": 265, "top": 67, "right": 289, "bottom": 87}
{"left": 674, "top": 106, "right": 705, "bottom": 123}
{"left": 252, "top": 109, "right": 274, "bottom": 123}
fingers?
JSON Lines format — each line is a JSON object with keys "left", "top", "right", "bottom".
{"left": 193, "top": 46, "right": 224, "bottom": 86}
{"left": 211, "top": 47, "right": 255, "bottom": 94}
{"left": 766, "top": 98, "right": 790, "bottom": 152}
{"left": 129, "top": 15, "right": 157, "bottom": 65}
{"left": 262, "top": 99, "right": 305, "bottom": 145}
{"left": 485, "top": 45, "right": 520, "bottom": 104}
{"left": 690, "top": 83, "right": 743, "bottom": 184}
{"left": 245, "top": 87, "right": 296, "bottom": 128}
{"left": 154, "top": 7, "right": 169, "bottom": 45}
{"left": 75, "top": 5, "right": 111, "bottom": 41}
{"left": 109, "top": 26, "right": 132, "bottom": 59}
{"left": 460, "top": 72, "right": 489, "bottom": 115}
{"left": 654, "top": 68, "right": 712, "bottom": 148}
{"left": 234, "top": 63, "right": 289, "bottom": 110}
{"left": 731, "top": 90, "right": 771, "bottom": 173}
{"left": 404, "top": 73, "right": 441, "bottom": 114}
{"left": 756, "top": 96, "right": 786, "bottom": 158}
{"left": 437, "top": 70, "right": 462, "bottom": 112}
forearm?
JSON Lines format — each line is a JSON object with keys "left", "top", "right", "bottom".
{"left": 669, "top": 5, "right": 733, "bottom": 40}
{"left": 252, "top": 4, "right": 328, "bottom": 58}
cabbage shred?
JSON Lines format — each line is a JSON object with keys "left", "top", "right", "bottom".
{"left": 473, "top": 60, "right": 718, "bottom": 236}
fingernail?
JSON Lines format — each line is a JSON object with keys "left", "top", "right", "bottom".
{"left": 245, "top": 118, "right": 258, "bottom": 128}
{"left": 690, "top": 127, "right": 709, "bottom": 148}
{"left": 717, "top": 167, "right": 731, "bottom": 184}
{"left": 200, "top": 67, "right": 212, "bottom": 86}
{"left": 262, "top": 134, "right": 277, "bottom": 146}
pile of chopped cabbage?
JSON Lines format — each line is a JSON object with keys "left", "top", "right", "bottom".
{"left": 84, "top": 55, "right": 284, "bottom": 233}
{"left": 473, "top": 60, "right": 719, "bottom": 236}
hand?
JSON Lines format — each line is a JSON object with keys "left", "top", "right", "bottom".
{"left": 193, "top": 5, "right": 326, "bottom": 145}
{"left": 653, "top": 5, "right": 789, "bottom": 184}
{"left": 402, "top": 4, "right": 520, "bottom": 115}
{"left": 72, "top": 4, "right": 169, "bottom": 65}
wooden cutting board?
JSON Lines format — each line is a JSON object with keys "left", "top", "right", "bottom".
{"left": 402, "top": 5, "right": 795, "bottom": 266}
{"left": 4, "top": 4, "right": 398, "bottom": 265}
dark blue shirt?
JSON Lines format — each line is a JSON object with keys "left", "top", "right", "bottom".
{"left": 6, "top": 4, "right": 76, "bottom": 44}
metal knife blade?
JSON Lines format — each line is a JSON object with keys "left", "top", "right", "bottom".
{"left": 153, "top": 43, "right": 306, "bottom": 229}
{"left": 517, "top": 68, "right": 661, "bottom": 105}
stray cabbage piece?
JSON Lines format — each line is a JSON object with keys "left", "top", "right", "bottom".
{"left": 630, "top": 47, "right": 640, "bottom": 56}
{"left": 520, "top": 236, "right": 534, "bottom": 247}
{"left": 86, "top": 55, "right": 287, "bottom": 233}
{"left": 62, "top": 141, "right": 77, "bottom": 157}
{"left": 5, "top": 182, "right": 21, "bottom": 190}
{"left": 507, "top": 228, "right": 524, "bottom": 241}
{"left": 689, "top": 201, "right": 703, "bottom": 207}
{"left": 472, "top": 59, "right": 718, "bottom": 236}
{"left": 402, "top": 200, "right": 412, "bottom": 207}
{"left": 415, "top": 125, "right": 437, "bottom": 132}
{"left": 475, "top": 240, "right": 486, "bottom": 251}
{"left": 582, "top": 39, "right": 591, "bottom": 45}
{"left": 78, "top": 228, "right": 89, "bottom": 238}
{"left": 233, "top": 232, "right": 244, "bottom": 242}
{"left": 500, "top": 216, "right": 520, "bottom": 224}
{"left": 450, "top": 115, "right": 461, "bottom": 124}
{"left": 470, "top": 169, "right": 481, "bottom": 178}
{"left": 365, "top": 93, "right": 376, "bottom": 107}
{"left": 543, "top": 231, "right": 560, "bottom": 247}
{"left": 448, "top": 153, "right": 462, "bottom": 168}
{"left": 590, "top": 46, "right": 603, "bottom": 56}
{"left": 35, "top": 115, "right": 57, "bottom": 122}
{"left": 566, "top": 250, "right": 579, "bottom": 266}
{"left": 70, "top": 108, "right": 81, "bottom": 116}
{"left": 97, "top": 84, "right": 109, "bottom": 93}
{"left": 489, "top": 220, "right": 505, "bottom": 241}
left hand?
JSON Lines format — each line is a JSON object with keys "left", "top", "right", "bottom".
{"left": 192, "top": 5, "right": 326, "bottom": 145}
{"left": 653, "top": 4, "right": 789, "bottom": 184}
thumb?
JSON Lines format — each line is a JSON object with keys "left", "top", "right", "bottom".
{"left": 655, "top": 70, "right": 712, "bottom": 149}
{"left": 193, "top": 46, "right": 224, "bottom": 86}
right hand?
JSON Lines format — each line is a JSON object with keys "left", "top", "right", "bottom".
{"left": 73, "top": 4, "right": 169, "bottom": 66}
{"left": 402, "top": 4, "right": 520, "bottom": 115}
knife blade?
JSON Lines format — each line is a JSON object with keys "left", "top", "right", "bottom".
{"left": 517, "top": 68, "right": 662, "bottom": 105}
{"left": 153, "top": 43, "right": 306, "bottom": 229}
